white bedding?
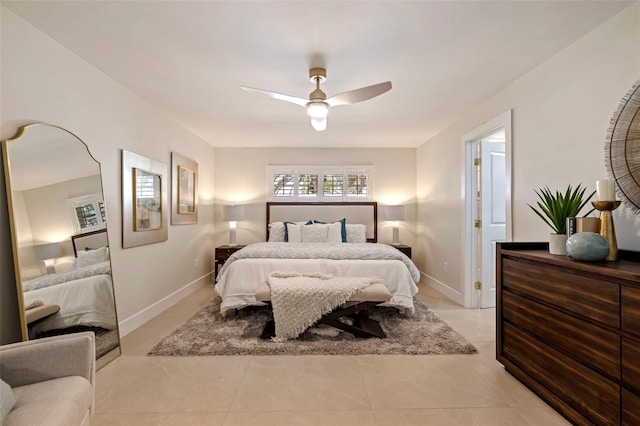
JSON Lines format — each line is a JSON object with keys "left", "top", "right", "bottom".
{"left": 23, "top": 273, "right": 117, "bottom": 336}
{"left": 215, "top": 242, "right": 420, "bottom": 315}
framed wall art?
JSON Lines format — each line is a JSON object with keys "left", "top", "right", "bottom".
{"left": 121, "top": 150, "right": 168, "bottom": 248}
{"left": 171, "top": 152, "right": 198, "bottom": 225}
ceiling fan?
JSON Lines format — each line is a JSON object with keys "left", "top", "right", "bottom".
{"left": 241, "top": 68, "right": 392, "bottom": 131}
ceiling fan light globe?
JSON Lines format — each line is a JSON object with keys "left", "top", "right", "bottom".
{"left": 310, "top": 117, "right": 327, "bottom": 131}
{"left": 306, "top": 101, "right": 328, "bottom": 119}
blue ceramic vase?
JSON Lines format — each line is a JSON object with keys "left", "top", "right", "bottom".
{"left": 566, "top": 232, "right": 610, "bottom": 262}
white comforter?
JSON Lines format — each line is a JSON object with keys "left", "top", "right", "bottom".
{"left": 22, "top": 261, "right": 111, "bottom": 292}
{"left": 215, "top": 242, "right": 420, "bottom": 315}
{"left": 23, "top": 273, "right": 117, "bottom": 336}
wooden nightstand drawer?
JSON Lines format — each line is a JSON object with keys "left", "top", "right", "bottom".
{"left": 389, "top": 244, "right": 411, "bottom": 258}
{"left": 215, "top": 245, "right": 246, "bottom": 273}
{"left": 215, "top": 245, "right": 245, "bottom": 261}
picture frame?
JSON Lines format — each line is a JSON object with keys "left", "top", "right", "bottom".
{"left": 171, "top": 152, "right": 198, "bottom": 225}
{"left": 122, "top": 150, "right": 168, "bottom": 248}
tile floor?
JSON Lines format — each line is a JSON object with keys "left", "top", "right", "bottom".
{"left": 92, "top": 283, "right": 570, "bottom": 425}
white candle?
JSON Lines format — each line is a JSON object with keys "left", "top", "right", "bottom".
{"left": 596, "top": 179, "right": 615, "bottom": 201}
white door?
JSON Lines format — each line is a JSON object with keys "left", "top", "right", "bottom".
{"left": 479, "top": 141, "right": 506, "bottom": 308}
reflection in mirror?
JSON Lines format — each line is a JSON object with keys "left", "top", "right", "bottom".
{"left": 2, "top": 123, "right": 121, "bottom": 369}
{"left": 133, "top": 168, "right": 162, "bottom": 231}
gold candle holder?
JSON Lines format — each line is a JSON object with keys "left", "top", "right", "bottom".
{"left": 591, "top": 201, "right": 621, "bottom": 261}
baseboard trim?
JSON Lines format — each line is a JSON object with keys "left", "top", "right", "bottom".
{"left": 420, "top": 272, "right": 463, "bottom": 306}
{"left": 118, "top": 272, "right": 213, "bottom": 337}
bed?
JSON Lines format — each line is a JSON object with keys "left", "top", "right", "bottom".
{"left": 215, "top": 201, "right": 420, "bottom": 316}
{"left": 22, "top": 229, "right": 117, "bottom": 337}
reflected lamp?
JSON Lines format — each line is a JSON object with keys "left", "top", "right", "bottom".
{"left": 33, "top": 242, "right": 62, "bottom": 274}
{"left": 222, "top": 205, "right": 244, "bottom": 245}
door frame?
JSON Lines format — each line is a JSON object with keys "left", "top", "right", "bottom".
{"left": 461, "top": 110, "right": 513, "bottom": 308}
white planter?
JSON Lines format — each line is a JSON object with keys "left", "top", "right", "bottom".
{"left": 549, "top": 233, "right": 567, "bottom": 255}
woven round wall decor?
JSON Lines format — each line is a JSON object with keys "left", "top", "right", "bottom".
{"left": 605, "top": 79, "right": 640, "bottom": 214}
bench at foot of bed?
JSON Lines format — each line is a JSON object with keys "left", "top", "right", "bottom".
{"left": 255, "top": 282, "right": 391, "bottom": 339}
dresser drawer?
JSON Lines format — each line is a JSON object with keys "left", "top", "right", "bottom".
{"left": 622, "top": 286, "right": 640, "bottom": 337}
{"left": 622, "top": 337, "right": 640, "bottom": 394}
{"left": 623, "top": 388, "right": 640, "bottom": 426}
{"left": 503, "top": 322, "right": 619, "bottom": 425}
{"left": 502, "top": 257, "right": 620, "bottom": 327}
{"left": 503, "top": 291, "right": 620, "bottom": 379}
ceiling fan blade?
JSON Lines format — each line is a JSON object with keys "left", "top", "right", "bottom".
{"left": 326, "top": 81, "right": 392, "bottom": 107}
{"left": 240, "top": 86, "right": 308, "bottom": 107}
{"left": 310, "top": 117, "right": 327, "bottom": 132}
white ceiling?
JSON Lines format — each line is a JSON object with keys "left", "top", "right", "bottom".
{"left": 4, "top": 0, "right": 634, "bottom": 148}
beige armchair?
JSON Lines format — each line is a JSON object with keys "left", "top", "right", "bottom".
{"left": 0, "top": 332, "right": 95, "bottom": 426}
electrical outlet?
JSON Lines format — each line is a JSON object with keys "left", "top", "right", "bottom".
{"left": 194, "top": 258, "right": 199, "bottom": 269}
{"left": 443, "top": 262, "right": 449, "bottom": 272}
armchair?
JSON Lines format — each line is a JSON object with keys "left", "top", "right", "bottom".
{"left": 0, "top": 332, "right": 95, "bottom": 426}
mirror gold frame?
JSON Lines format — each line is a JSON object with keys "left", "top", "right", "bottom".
{"left": 2, "top": 123, "right": 121, "bottom": 368}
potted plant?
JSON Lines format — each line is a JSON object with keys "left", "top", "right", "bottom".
{"left": 528, "top": 184, "right": 596, "bottom": 255}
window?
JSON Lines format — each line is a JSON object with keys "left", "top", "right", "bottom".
{"left": 348, "top": 173, "right": 367, "bottom": 197}
{"left": 273, "top": 174, "right": 295, "bottom": 197}
{"left": 267, "top": 166, "right": 373, "bottom": 201}
{"left": 323, "top": 174, "right": 343, "bottom": 197}
{"left": 69, "top": 193, "right": 107, "bottom": 234}
{"left": 298, "top": 174, "right": 318, "bottom": 196}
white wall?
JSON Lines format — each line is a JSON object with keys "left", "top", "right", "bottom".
{"left": 1, "top": 8, "right": 217, "bottom": 336}
{"left": 214, "top": 148, "right": 417, "bottom": 247}
{"left": 416, "top": 3, "right": 640, "bottom": 304}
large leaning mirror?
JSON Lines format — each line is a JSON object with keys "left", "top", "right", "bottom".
{"left": 2, "top": 123, "right": 120, "bottom": 369}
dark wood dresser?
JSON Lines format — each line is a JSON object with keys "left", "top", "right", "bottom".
{"left": 496, "top": 242, "right": 640, "bottom": 425}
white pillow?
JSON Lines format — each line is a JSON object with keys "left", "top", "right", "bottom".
{"left": 74, "top": 246, "right": 109, "bottom": 268}
{"left": 268, "top": 222, "right": 286, "bottom": 242}
{"left": 283, "top": 220, "right": 313, "bottom": 242}
{"left": 346, "top": 224, "right": 367, "bottom": 243}
{"left": 286, "top": 223, "right": 303, "bottom": 243}
{"left": 301, "top": 223, "right": 328, "bottom": 243}
{"left": 326, "top": 222, "right": 343, "bottom": 243}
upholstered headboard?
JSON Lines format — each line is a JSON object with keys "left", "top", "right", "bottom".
{"left": 71, "top": 229, "right": 108, "bottom": 257}
{"left": 266, "top": 202, "right": 378, "bottom": 242}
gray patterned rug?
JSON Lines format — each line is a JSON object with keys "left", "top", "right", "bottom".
{"left": 148, "top": 297, "right": 478, "bottom": 356}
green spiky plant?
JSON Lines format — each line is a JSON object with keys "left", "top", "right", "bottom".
{"left": 528, "top": 184, "right": 596, "bottom": 235}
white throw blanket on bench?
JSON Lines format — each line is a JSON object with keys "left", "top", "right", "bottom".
{"left": 266, "top": 271, "right": 382, "bottom": 341}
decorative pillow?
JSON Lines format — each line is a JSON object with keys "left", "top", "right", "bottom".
{"left": 325, "top": 222, "right": 343, "bottom": 243}
{"left": 346, "top": 224, "right": 367, "bottom": 243}
{"left": 74, "top": 246, "right": 109, "bottom": 268}
{"left": 285, "top": 223, "right": 302, "bottom": 243}
{"left": 312, "top": 218, "right": 347, "bottom": 242}
{"left": 284, "top": 220, "right": 313, "bottom": 242}
{"left": 268, "top": 222, "right": 286, "bottom": 242}
{"left": 0, "top": 378, "right": 15, "bottom": 424}
{"left": 301, "top": 224, "right": 328, "bottom": 243}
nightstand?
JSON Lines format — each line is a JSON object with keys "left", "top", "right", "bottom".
{"left": 215, "top": 244, "right": 246, "bottom": 274}
{"left": 388, "top": 244, "right": 411, "bottom": 258}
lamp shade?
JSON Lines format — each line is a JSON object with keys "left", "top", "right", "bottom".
{"left": 222, "top": 205, "right": 244, "bottom": 222}
{"left": 385, "top": 205, "right": 406, "bottom": 222}
{"left": 33, "top": 242, "right": 62, "bottom": 261}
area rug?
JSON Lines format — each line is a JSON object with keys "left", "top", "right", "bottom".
{"left": 148, "top": 297, "right": 478, "bottom": 356}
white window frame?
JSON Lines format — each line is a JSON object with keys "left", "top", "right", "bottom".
{"left": 267, "top": 166, "right": 374, "bottom": 201}
{"left": 69, "top": 193, "right": 107, "bottom": 234}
